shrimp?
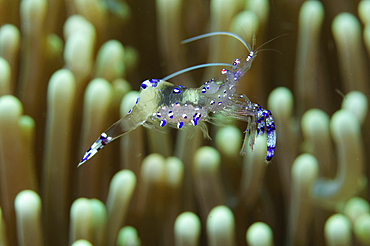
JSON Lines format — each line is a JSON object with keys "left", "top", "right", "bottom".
{"left": 78, "top": 32, "right": 277, "bottom": 167}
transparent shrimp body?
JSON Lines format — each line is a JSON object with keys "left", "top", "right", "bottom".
{"left": 78, "top": 32, "right": 277, "bottom": 166}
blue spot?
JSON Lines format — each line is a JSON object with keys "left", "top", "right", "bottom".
{"left": 218, "top": 102, "right": 222, "bottom": 105}
{"left": 266, "top": 121, "right": 275, "bottom": 132}
{"left": 160, "top": 119, "right": 167, "bottom": 127}
{"left": 140, "top": 82, "right": 148, "bottom": 89}
{"left": 193, "top": 113, "right": 201, "bottom": 121}
{"left": 202, "top": 87, "right": 206, "bottom": 93}
{"left": 156, "top": 112, "right": 161, "bottom": 118}
{"left": 266, "top": 148, "right": 275, "bottom": 161}
{"left": 149, "top": 79, "right": 160, "bottom": 87}
{"left": 173, "top": 88, "right": 181, "bottom": 94}
{"left": 128, "top": 109, "right": 132, "bottom": 114}
{"left": 191, "top": 119, "right": 198, "bottom": 126}
{"left": 177, "top": 121, "right": 184, "bottom": 129}
{"left": 177, "top": 85, "right": 185, "bottom": 88}
{"left": 210, "top": 100, "right": 215, "bottom": 105}
{"left": 83, "top": 152, "right": 91, "bottom": 161}
{"left": 100, "top": 134, "right": 109, "bottom": 145}
{"left": 205, "top": 79, "right": 213, "bottom": 84}
{"left": 168, "top": 110, "right": 174, "bottom": 119}
{"left": 136, "top": 97, "right": 140, "bottom": 104}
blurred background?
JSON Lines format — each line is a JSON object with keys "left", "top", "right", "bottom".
{"left": 0, "top": 0, "right": 369, "bottom": 245}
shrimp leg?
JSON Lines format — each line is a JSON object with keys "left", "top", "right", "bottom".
{"left": 224, "top": 94, "right": 276, "bottom": 162}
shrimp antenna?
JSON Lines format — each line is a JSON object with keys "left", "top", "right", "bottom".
{"left": 255, "top": 34, "right": 288, "bottom": 53}
{"left": 181, "top": 32, "right": 251, "bottom": 52}
{"left": 256, "top": 48, "right": 283, "bottom": 56}
{"left": 162, "top": 63, "right": 232, "bottom": 81}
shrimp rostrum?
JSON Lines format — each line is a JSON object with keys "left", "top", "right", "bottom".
{"left": 78, "top": 32, "right": 276, "bottom": 167}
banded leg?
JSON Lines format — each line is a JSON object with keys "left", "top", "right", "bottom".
{"left": 255, "top": 104, "right": 276, "bottom": 161}
{"left": 265, "top": 111, "right": 276, "bottom": 161}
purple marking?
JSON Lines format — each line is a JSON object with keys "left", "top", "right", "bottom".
{"left": 266, "top": 148, "right": 275, "bottom": 161}
{"left": 173, "top": 88, "right": 181, "bottom": 94}
{"left": 160, "top": 119, "right": 167, "bottom": 127}
{"left": 83, "top": 152, "right": 91, "bottom": 161}
{"left": 191, "top": 119, "right": 198, "bottom": 126}
{"left": 193, "top": 113, "right": 201, "bottom": 121}
{"left": 267, "top": 124, "right": 276, "bottom": 132}
{"left": 101, "top": 134, "right": 109, "bottom": 146}
{"left": 233, "top": 59, "right": 240, "bottom": 66}
{"left": 168, "top": 110, "right": 174, "bottom": 119}
{"left": 128, "top": 109, "right": 132, "bottom": 114}
{"left": 202, "top": 87, "right": 206, "bottom": 93}
{"left": 177, "top": 121, "right": 184, "bottom": 129}
{"left": 140, "top": 83, "right": 148, "bottom": 89}
{"left": 136, "top": 97, "right": 140, "bottom": 104}
{"left": 149, "top": 79, "right": 159, "bottom": 87}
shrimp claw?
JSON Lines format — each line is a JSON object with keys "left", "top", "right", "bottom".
{"left": 78, "top": 133, "right": 113, "bottom": 167}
